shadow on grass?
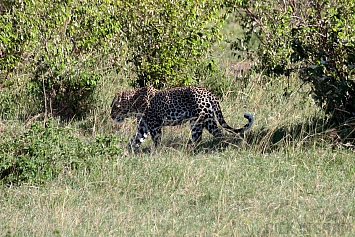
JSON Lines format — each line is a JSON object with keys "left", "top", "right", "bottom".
{"left": 192, "top": 116, "right": 355, "bottom": 154}
{"left": 110, "top": 116, "right": 354, "bottom": 155}
{"left": 252, "top": 117, "right": 354, "bottom": 153}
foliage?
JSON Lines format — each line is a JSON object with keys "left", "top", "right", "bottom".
{"left": 0, "top": 119, "right": 121, "bottom": 185}
{"left": 118, "top": 0, "right": 226, "bottom": 88}
{"left": 227, "top": 0, "right": 355, "bottom": 124}
{"left": 0, "top": 0, "right": 122, "bottom": 119}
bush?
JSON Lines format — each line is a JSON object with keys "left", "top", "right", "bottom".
{"left": 0, "top": 119, "right": 122, "bottom": 185}
{"left": 227, "top": 0, "right": 355, "bottom": 124}
{"left": 0, "top": 0, "right": 121, "bottom": 119}
{"left": 117, "top": 0, "right": 226, "bottom": 88}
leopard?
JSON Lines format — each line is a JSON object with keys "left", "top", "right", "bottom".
{"left": 110, "top": 86, "right": 254, "bottom": 149}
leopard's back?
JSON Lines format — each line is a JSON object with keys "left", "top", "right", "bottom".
{"left": 147, "top": 86, "right": 218, "bottom": 125}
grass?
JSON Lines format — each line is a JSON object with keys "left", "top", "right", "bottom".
{"left": 1, "top": 147, "right": 354, "bottom": 236}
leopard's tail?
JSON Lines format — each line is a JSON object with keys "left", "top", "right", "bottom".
{"left": 210, "top": 93, "right": 254, "bottom": 134}
{"left": 218, "top": 112, "right": 254, "bottom": 134}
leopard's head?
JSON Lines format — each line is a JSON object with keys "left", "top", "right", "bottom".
{"left": 110, "top": 86, "right": 157, "bottom": 123}
{"left": 110, "top": 91, "right": 132, "bottom": 123}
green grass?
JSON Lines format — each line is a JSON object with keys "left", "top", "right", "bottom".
{"left": 1, "top": 147, "right": 354, "bottom": 236}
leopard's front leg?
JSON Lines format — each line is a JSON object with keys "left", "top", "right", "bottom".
{"left": 129, "top": 119, "right": 149, "bottom": 149}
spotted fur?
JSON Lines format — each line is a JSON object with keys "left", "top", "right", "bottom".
{"left": 111, "top": 86, "right": 254, "bottom": 148}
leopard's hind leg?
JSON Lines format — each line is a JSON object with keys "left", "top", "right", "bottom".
{"left": 204, "top": 117, "right": 223, "bottom": 138}
{"left": 190, "top": 119, "right": 203, "bottom": 143}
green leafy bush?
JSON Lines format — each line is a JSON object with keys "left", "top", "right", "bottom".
{"left": 1, "top": 0, "right": 121, "bottom": 119}
{"left": 118, "top": 0, "right": 226, "bottom": 88}
{"left": 0, "top": 120, "right": 122, "bottom": 185}
{"left": 290, "top": 5, "right": 355, "bottom": 123}
{"left": 227, "top": 0, "right": 355, "bottom": 124}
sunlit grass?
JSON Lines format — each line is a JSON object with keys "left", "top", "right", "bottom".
{"left": 1, "top": 145, "right": 354, "bottom": 236}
